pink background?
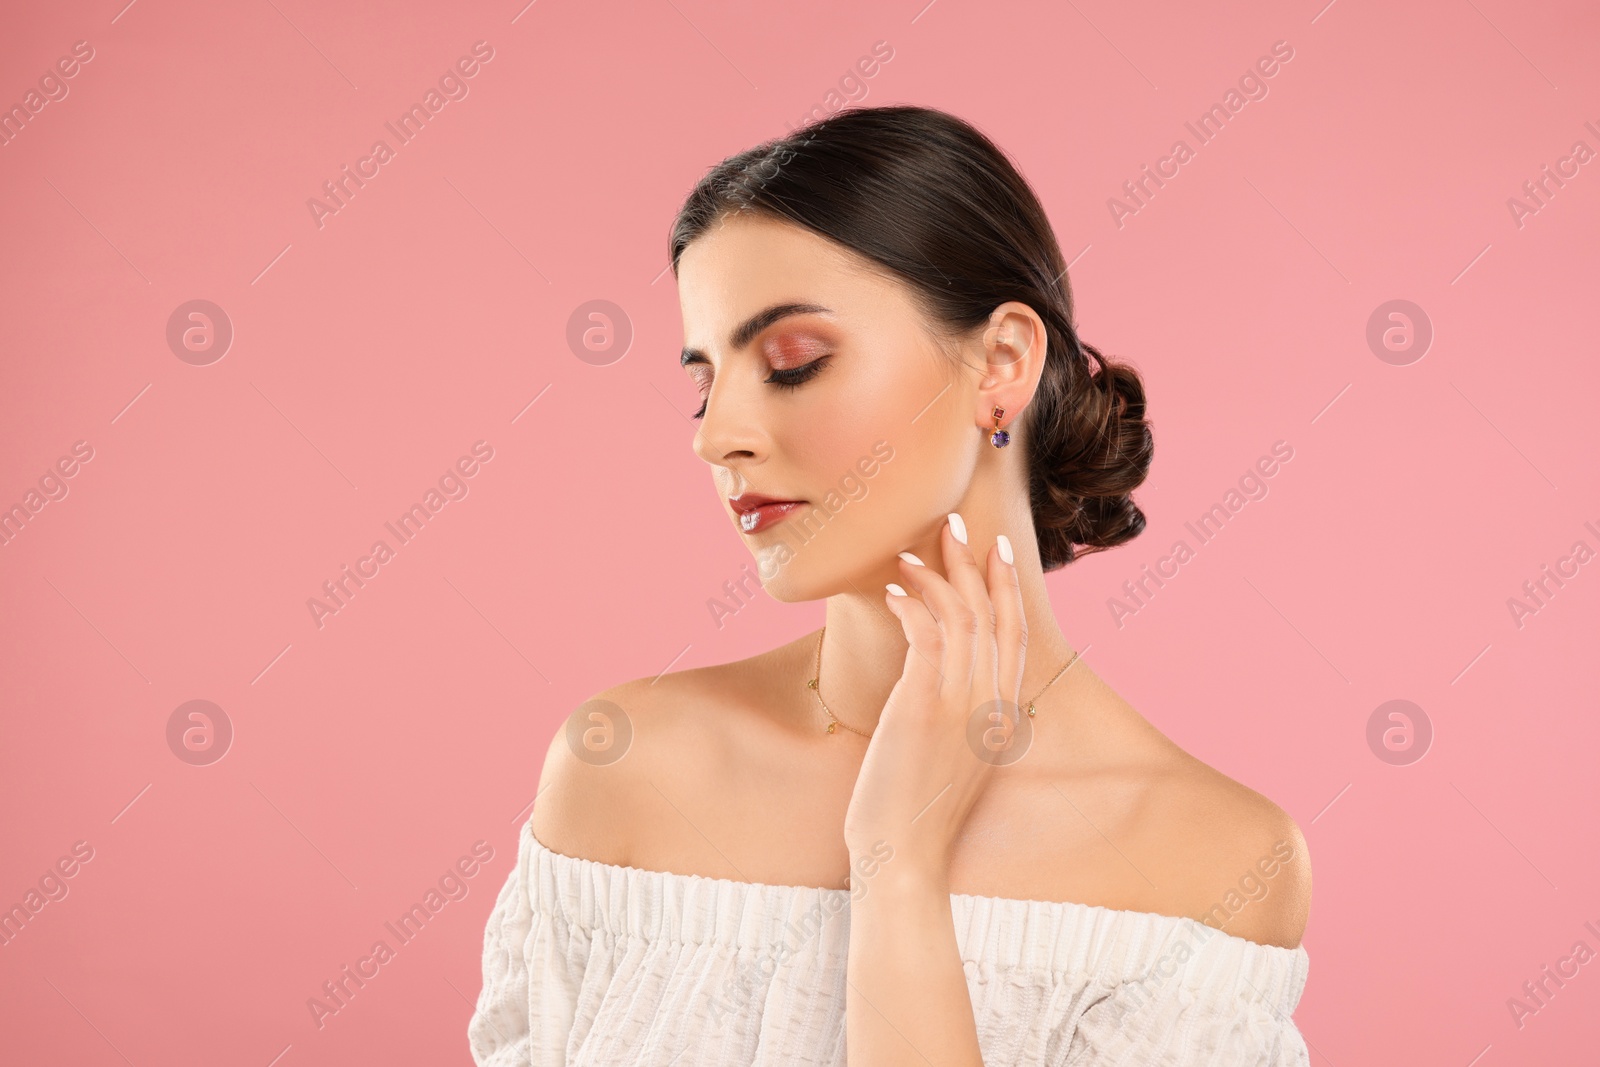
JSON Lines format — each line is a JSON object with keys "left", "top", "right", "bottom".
{"left": 2, "top": 0, "right": 1597, "bottom": 1063}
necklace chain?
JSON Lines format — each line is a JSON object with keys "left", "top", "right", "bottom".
{"left": 806, "top": 625, "right": 1082, "bottom": 737}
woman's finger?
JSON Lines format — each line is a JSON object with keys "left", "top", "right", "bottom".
{"left": 884, "top": 583, "right": 944, "bottom": 718}
{"left": 934, "top": 511, "right": 995, "bottom": 708}
{"left": 895, "top": 533, "right": 975, "bottom": 700}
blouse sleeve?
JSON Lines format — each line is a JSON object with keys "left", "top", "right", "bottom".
{"left": 1065, "top": 935, "right": 1312, "bottom": 1067}
{"left": 468, "top": 823, "right": 584, "bottom": 1067}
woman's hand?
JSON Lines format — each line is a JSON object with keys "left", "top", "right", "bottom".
{"left": 843, "top": 512, "right": 1027, "bottom": 877}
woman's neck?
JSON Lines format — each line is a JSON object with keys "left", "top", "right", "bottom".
{"left": 810, "top": 519, "right": 1079, "bottom": 738}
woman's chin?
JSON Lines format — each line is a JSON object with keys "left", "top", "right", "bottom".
{"left": 750, "top": 573, "right": 811, "bottom": 604}
{"left": 746, "top": 555, "right": 833, "bottom": 604}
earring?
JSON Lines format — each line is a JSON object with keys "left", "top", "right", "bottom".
{"left": 989, "top": 405, "right": 1010, "bottom": 448}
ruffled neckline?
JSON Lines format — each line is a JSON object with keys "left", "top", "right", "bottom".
{"left": 520, "top": 820, "right": 1309, "bottom": 1009}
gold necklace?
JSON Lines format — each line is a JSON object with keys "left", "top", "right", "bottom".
{"left": 806, "top": 625, "right": 1082, "bottom": 737}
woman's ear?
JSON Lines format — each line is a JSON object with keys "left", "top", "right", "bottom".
{"left": 977, "top": 302, "right": 1047, "bottom": 429}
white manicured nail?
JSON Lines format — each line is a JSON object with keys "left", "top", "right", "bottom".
{"left": 898, "top": 551, "right": 924, "bottom": 566}
{"left": 886, "top": 583, "right": 907, "bottom": 597}
{"left": 947, "top": 512, "right": 967, "bottom": 544}
{"left": 997, "top": 534, "right": 1013, "bottom": 565}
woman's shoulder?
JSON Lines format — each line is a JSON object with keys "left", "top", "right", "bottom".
{"left": 1149, "top": 748, "right": 1312, "bottom": 949}
{"left": 527, "top": 653, "right": 781, "bottom": 872}
{"left": 1082, "top": 702, "right": 1313, "bottom": 950}
{"left": 997, "top": 665, "right": 1311, "bottom": 950}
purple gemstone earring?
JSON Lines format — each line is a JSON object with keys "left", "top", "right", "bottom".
{"left": 989, "top": 405, "right": 1010, "bottom": 448}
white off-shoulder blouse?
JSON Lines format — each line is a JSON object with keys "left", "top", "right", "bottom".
{"left": 469, "top": 819, "right": 1311, "bottom": 1066}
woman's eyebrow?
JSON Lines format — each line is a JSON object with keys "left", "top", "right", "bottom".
{"left": 680, "top": 302, "right": 834, "bottom": 366}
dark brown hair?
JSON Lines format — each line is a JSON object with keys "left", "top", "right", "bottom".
{"left": 668, "top": 104, "right": 1152, "bottom": 571}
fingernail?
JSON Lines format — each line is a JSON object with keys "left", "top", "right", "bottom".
{"left": 997, "top": 534, "right": 1014, "bottom": 565}
{"left": 898, "top": 551, "right": 924, "bottom": 566}
{"left": 947, "top": 512, "right": 967, "bottom": 545}
{"left": 886, "top": 583, "right": 907, "bottom": 597}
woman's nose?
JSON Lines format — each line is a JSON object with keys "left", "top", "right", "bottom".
{"left": 691, "top": 379, "right": 767, "bottom": 466}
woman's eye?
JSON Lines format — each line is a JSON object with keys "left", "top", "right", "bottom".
{"left": 765, "top": 357, "right": 830, "bottom": 391}
{"left": 690, "top": 357, "right": 830, "bottom": 420}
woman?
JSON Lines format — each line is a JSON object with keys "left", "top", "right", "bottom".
{"left": 470, "top": 104, "right": 1312, "bottom": 1065}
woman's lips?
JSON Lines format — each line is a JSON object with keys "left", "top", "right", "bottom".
{"left": 738, "top": 501, "right": 806, "bottom": 534}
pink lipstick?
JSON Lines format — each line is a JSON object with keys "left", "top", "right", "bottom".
{"left": 728, "top": 492, "right": 808, "bottom": 535}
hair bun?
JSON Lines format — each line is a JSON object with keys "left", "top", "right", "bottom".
{"left": 1028, "top": 340, "right": 1153, "bottom": 570}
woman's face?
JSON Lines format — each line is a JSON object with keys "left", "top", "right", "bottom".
{"left": 676, "top": 211, "right": 983, "bottom": 601}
